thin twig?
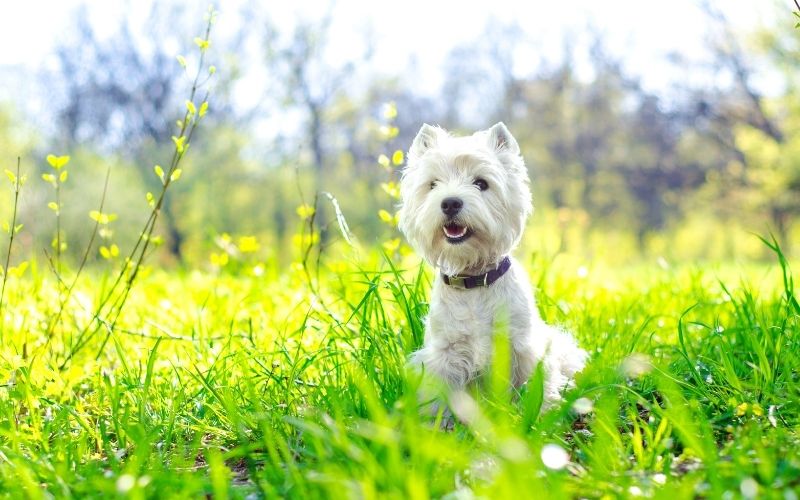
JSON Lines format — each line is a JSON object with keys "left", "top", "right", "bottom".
{"left": 44, "top": 167, "right": 111, "bottom": 341}
{"left": 0, "top": 157, "right": 22, "bottom": 339}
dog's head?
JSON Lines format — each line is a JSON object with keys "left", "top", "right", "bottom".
{"left": 398, "top": 122, "right": 532, "bottom": 275}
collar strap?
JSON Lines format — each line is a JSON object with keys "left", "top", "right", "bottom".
{"left": 442, "top": 256, "right": 511, "bottom": 289}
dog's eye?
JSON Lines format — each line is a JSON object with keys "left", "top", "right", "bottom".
{"left": 429, "top": 180, "right": 437, "bottom": 190}
{"left": 474, "top": 178, "right": 489, "bottom": 191}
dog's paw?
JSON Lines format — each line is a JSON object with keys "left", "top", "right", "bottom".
{"left": 439, "top": 413, "right": 456, "bottom": 431}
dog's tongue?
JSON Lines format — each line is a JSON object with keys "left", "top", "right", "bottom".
{"left": 443, "top": 223, "right": 467, "bottom": 238}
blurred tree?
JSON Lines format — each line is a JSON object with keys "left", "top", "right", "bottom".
{"left": 51, "top": 2, "right": 244, "bottom": 259}
{"left": 674, "top": 2, "right": 798, "bottom": 248}
{"left": 261, "top": 5, "right": 372, "bottom": 242}
{"left": 25, "top": 1, "right": 796, "bottom": 265}
{"left": 730, "top": 11, "right": 800, "bottom": 249}
{"left": 490, "top": 37, "right": 710, "bottom": 248}
{"left": 263, "top": 7, "right": 374, "bottom": 172}
{"left": 441, "top": 19, "right": 523, "bottom": 128}
{"left": 56, "top": 4, "right": 182, "bottom": 152}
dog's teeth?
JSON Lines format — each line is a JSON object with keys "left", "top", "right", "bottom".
{"left": 443, "top": 225, "right": 467, "bottom": 238}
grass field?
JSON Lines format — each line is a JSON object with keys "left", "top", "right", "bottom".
{"left": 0, "top": 239, "right": 797, "bottom": 499}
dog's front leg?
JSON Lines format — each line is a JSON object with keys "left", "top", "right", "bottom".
{"left": 510, "top": 339, "right": 537, "bottom": 389}
{"left": 411, "top": 341, "right": 475, "bottom": 389}
{"left": 409, "top": 342, "right": 475, "bottom": 428}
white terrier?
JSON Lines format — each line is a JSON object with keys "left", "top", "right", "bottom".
{"left": 398, "top": 122, "right": 587, "bottom": 407}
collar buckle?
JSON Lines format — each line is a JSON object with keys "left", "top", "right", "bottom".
{"left": 446, "top": 275, "right": 468, "bottom": 289}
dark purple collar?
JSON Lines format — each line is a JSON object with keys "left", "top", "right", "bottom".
{"left": 442, "top": 256, "right": 512, "bottom": 289}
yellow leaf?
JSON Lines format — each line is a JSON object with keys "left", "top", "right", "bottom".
{"left": 194, "top": 37, "right": 211, "bottom": 51}
{"left": 110, "top": 244, "right": 119, "bottom": 257}
{"left": 42, "top": 173, "right": 55, "bottom": 183}
{"left": 238, "top": 236, "right": 259, "bottom": 253}
{"left": 5, "top": 169, "right": 16, "bottom": 183}
{"left": 199, "top": 101, "right": 209, "bottom": 117}
{"left": 378, "top": 209, "right": 393, "bottom": 223}
{"left": 170, "top": 169, "right": 183, "bottom": 182}
{"left": 291, "top": 232, "right": 319, "bottom": 248}
{"left": 382, "top": 238, "right": 401, "bottom": 252}
{"left": 379, "top": 126, "right": 399, "bottom": 139}
{"left": 9, "top": 261, "right": 28, "bottom": 277}
{"left": 48, "top": 202, "right": 59, "bottom": 212}
{"left": 186, "top": 100, "right": 196, "bottom": 115}
{"left": 380, "top": 181, "right": 400, "bottom": 199}
{"left": 176, "top": 55, "right": 187, "bottom": 68}
{"left": 392, "top": 150, "right": 404, "bottom": 166}
{"left": 172, "top": 136, "right": 186, "bottom": 154}
{"left": 154, "top": 165, "right": 165, "bottom": 182}
{"left": 296, "top": 204, "right": 315, "bottom": 220}
{"left": 99, "top": 246, "right": 111, "bottom": 259}
{"left": 210, "top": 252, "right": 229, "bottom": 267}
{"left": 377, "top": 154, "right": 390, "bottom": 168}
{"left": 382, "top": 102, "right": 397, "bottom": 120}
{"left": 59, "top": 171, "right": 68, "bottom": 183}
{"left": 89, "top": 211, "right": 117, "bottom": 225}
{"left": 46, "top": 154, "right": 70, "bottom": 170}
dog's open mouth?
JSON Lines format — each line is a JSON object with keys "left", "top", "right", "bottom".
{"left": 443, "top": 222, "right": 471, "bottom": 243}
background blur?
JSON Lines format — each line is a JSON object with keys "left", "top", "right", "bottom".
{"left": 0, "top": 0, "right": 797, "bottom": 269}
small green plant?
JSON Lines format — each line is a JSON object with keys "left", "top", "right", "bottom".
{"left": 0, "top": 157, "right": 25, "bottom": 337}
{"left": 60, "top": 6, "right": 219, "bottom": 366}
{"left": 42, "top": 154, "right": 70, "bottom": 276}
{"left": 375, "top": 101, "right": 406, "bottom": 256}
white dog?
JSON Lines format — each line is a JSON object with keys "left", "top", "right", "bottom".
{"left": 398, "top": 122, "right": 587, "bottom": 406}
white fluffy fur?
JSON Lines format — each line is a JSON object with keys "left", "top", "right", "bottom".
{"left": 398, "top": 122, "right": 587, "bottom": 405}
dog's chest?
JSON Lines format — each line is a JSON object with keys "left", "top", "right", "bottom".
{"left": 426, "top": 269, "right": 532, "bottom": 344}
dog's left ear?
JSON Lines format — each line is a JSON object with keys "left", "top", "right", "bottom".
{"left": 486, "top": 122, "right": 520, "bottom": 156}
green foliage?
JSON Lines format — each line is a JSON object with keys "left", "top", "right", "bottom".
{"left": 0, "top": 243, "right": 796, "bottom": 497}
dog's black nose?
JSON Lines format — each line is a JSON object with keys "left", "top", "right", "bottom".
{"left": 441, "top": 197, "right": 463, "bottom": 217}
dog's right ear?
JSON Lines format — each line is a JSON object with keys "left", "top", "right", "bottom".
{"left": 409, "top": 124, "right": 442, "bottom": 159}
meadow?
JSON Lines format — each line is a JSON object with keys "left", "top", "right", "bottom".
{"left": 0, "top": 234, "right": 797, "bottom": 498}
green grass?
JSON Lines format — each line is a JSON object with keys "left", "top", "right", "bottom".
{"left": 0, "top": 244, "right": 798, "bottom": 499}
